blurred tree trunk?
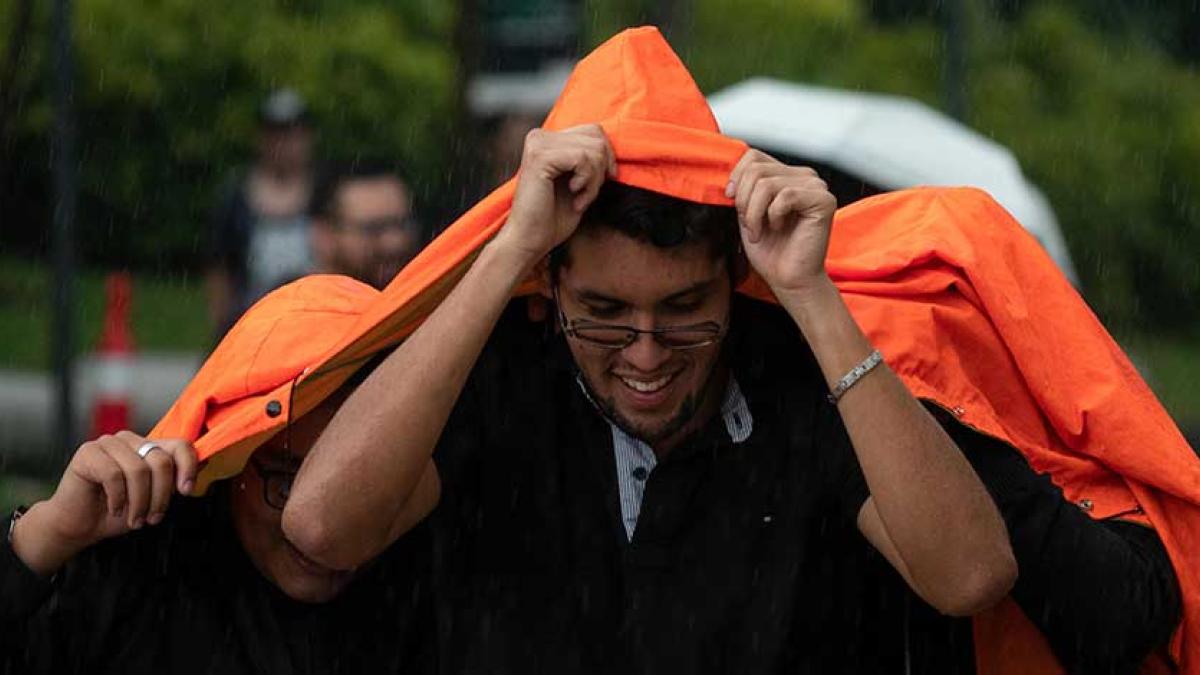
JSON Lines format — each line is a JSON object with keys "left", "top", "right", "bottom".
{"left": 941, "top": 0, "right": 969, "bottom": 121}
{"left": 0, "top": 0, "right": 36, "bottom": 209}
{"left": 446, "top": 0, "right": 485, "bottom": 226}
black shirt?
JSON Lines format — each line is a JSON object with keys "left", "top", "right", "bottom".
{"left": 1, "top": 489, "right": 432, "bottom": 675}
{"left": 431, "top": 296, "right": 871, "bottom": 675}
{"left": 831, "top": 409, "right": 1182, "bottom": 675}
{"left": 429, "top": 294, "right": 1182, "bottom": 674}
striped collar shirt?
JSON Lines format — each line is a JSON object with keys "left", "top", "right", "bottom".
{"left": 608, "top": 378, "right": 754, "bottom": 541}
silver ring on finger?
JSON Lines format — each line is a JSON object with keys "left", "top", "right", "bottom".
{"left": 136, "top": 442, "right": 164, "bottom": 460}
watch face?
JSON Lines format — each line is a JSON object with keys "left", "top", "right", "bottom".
{"left": 7, "top": 506, "right": 27, "bottom": 545}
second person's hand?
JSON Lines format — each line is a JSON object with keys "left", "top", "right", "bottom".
{"left": 11, "top": 432, "right": 199, "bottom": 576}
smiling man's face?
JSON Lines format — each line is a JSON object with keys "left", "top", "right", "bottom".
{"left": 556, "top": 227, "right": 732, "bottom": 454}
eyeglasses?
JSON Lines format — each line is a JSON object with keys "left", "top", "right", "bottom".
{"left": 249, "top": 456, "right": 295, "bottom": 510}
{"left": 552, "top": 285, "right": 726, "bottom": 350}
{"left": 338, "top": 215, "right": 417, "bottom": 238}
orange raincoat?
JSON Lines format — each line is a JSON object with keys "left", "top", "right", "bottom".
{"left": 153, "top": 26, "right": 1199, "bottom": 674}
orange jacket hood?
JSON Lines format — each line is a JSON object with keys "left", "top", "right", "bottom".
{"left": 152, "top": 26, "right": 1199, "bottom": 673}
{"left": 150, "top": 274, "right": 382, "bottom": 486}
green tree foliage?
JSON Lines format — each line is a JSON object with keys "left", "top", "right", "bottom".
{"left": 0, "top": 0, "right": 455, "bottom": 268}
{"left": 2, "top": 0, "right": 1196, "bottom": 333}
{"left": 970, "top": 4, "right": 1200, "bottom": 333}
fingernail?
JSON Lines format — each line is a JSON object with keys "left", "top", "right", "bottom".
{"left": 181, "top": 480, "right": 194, "bottom": 495}
{"left": 131, "top": 517, "right": 144, "bottom": 529}
{"left": 147, "top": 513, "right": 163, "bottom": 525}
{"left": 724, "top": 181, "right": 735, "bottom": 198}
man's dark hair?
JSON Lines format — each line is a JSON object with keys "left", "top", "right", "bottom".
{"left": 310, "top": 158, "right": 411, "bottom": 222}
{"left": 549, "top": 183, "right": 740, "bottom": 282}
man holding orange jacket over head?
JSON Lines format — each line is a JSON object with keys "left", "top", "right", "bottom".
{"left": 279, "top": 27, "right": 1192, "bottom": 675}
{"left": 281, "top": 29, "right": 1021, "bottom": 674}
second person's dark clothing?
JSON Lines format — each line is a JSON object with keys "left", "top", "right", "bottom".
{"left": 1, "top": 491, "right": 432, "bottom": 675}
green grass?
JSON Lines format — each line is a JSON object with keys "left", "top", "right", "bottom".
{"left": 0, "top": 256, "right": 212, "bottom": 370}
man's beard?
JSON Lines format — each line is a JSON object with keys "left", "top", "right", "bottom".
{"left": 579, "top": 358, "right": 725, "bottom": 447}
{"left": 596, "top": 389, "right": 699, "bottom": 445}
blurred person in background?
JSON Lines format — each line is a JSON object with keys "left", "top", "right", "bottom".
{"left": 1, "top": 280, "right": 433, "bottom": 674}
{"left": 311, "top": 160, "right": 423, "bottom": 290}
{"left": 207, "top": 89, "right": 319, "bottom": 338}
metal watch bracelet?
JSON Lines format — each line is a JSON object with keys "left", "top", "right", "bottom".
{"left": 827, "top": 349, "right": 884, "bottom": 405}
{"left": 7, "top": 505, "right": 28, "bottom": 546}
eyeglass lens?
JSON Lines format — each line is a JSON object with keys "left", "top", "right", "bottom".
{"left": 265, "top": 473, "right": 293, "bottom": 509}
{"left": 570, "top": 324, "right": 719, "bottom": 348}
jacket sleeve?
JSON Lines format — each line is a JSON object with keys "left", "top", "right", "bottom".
{"left": 208, "top": 172, "right": 247, "bottom": 271}
{"left": 1, "top": 517, "right": 54, "bottom": 614}
{"left": 1, "top": 512, "right": 62, "bottom": 670}
{"left": 1, "top": 513, "right": 162, "bottom": 673}
{"left": 937, "top": 410, "right": 1182, "bottom": 674}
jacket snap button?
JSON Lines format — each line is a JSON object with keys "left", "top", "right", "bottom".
{"left": 1079, "top": 499, "right": 1094, "bottom": 512}
{"left": 265, "top": 400, "right": 283, "bottom": 418}
{"left": 951, "top": 406, "right": 965, "bottom": 417}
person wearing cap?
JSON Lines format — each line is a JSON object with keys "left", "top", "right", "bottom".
{"left": 207, "top": 88, "right": 319, "bottom": 338}
{"left": 280, "top": 32, "right": 1018, "bottom": 674}
{"left": 310, "top": 159, "right": 424, "bottom": 290}
{"left": 1, "top": 282, "right": 433, "bottom": 674}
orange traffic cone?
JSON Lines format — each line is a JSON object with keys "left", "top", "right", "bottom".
{"left": 90, "top": 272, "right": 135, "bottom": 437}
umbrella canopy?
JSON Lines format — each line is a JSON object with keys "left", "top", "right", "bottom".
{"left": 708, "top": 77, "right": 1078, "bottom": 284}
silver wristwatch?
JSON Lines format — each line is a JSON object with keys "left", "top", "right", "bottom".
{"left": 6, "top": 505, "right": 28, "bottom": 546}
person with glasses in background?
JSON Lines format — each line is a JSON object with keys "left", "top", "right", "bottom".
{"left": 310, "top": 159, "right": 424, "bottom": 291}
{"left": 1, "top": 295, "right": 432, "bottom": 674}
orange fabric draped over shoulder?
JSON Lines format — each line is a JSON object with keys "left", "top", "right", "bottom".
{"left": 821, "top": 188, "right": 1200, "bottom": 674}
{"left": 151, "top": 25, "right": 1199, "bottom": 674}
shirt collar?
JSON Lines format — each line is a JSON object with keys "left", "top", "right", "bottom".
{"left": 719, "top": 377, "right": 753, "bottom": 443}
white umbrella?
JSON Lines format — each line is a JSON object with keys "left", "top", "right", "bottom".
{"left": 708, "top": 77, "right": 1079, "bottom": 284}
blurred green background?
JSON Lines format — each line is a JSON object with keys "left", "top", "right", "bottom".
{"left": 0, "top": 0, "right": 1196, "bottom": 507}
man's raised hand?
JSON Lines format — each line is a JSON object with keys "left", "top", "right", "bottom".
{"left": 495, "top": 124, "right": 617, "bottom": 263}
{"left": 726, "top": 149, "right": 838, "bottom": 295}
